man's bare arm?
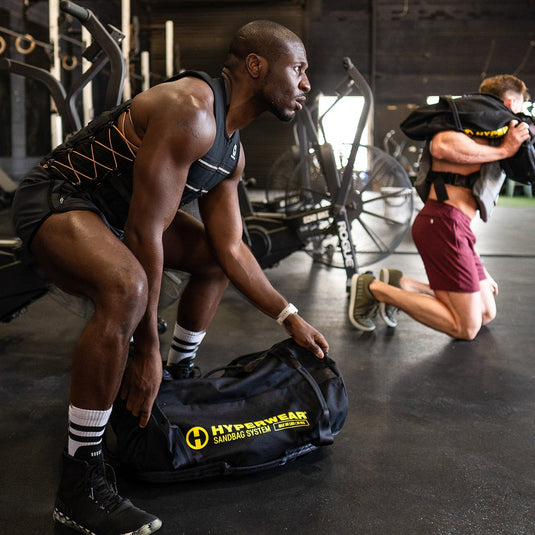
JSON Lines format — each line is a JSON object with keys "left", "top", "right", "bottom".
{"left": 127, "top": 82, "right": 215, "bottom": 346}
{"left": 121, "top": 80, "right": 217, "bottom": 426}
{"left": 199, "top": 158, "right": 329, "bottom": 358}
{"left": 431, "top": 119, "right": 531, "bottom": 165}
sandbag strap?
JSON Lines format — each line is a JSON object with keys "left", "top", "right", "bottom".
{"left": 444, "top": 95, "right": 463, "bottom": 131}
{"left": 281, "top": 354, "right": 334, "bottom": 446}
{"left": 425, "top": 170, "right": 480, "bottom": 202}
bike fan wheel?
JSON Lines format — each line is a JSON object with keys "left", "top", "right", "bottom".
{"left": 282, "top": 145, "right": 414, "bottom": 269}
{"left": 264, "top": 146, "right": 302, "bottom": 209}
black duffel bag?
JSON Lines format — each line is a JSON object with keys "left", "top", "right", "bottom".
{"left": 108, "top": 338, "right": 348, "bottom": 482}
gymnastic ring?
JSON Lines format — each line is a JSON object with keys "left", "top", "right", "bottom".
{"left": 0, "top": 36, "right": 6, "bottom": 55}
{"left": 62, "top": 54, "right": 78, "bottom": 71}
{"left": 15, "top": 34, "right": 35, "bottom": 55}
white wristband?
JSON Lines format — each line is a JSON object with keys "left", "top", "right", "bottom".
{"left": 276, "top": 303, "right": 298, "bottom": 325}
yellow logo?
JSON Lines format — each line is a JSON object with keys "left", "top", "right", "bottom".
{"left": 186, "top": 426, "right": 209, "bottom": 450}
{"left": 186, "top": 411, "right": 311, "bottom": 448}
{"left": 463, "top": 126, "right": 508, "bottom": 138}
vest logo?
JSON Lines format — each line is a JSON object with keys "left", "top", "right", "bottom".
{"left": 231, "top": 144, "right": 237, "bottom": 160}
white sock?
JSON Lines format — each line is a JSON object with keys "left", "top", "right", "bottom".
{"left": 166, "top": 323, "right": 206, "bottom": 365}
{"left": 68, "top": 404, "right": 112, "bottom": 458}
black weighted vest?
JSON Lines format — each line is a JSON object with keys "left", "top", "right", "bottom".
{"left": 41, "top": 71, "right": 240, "bottom": 229}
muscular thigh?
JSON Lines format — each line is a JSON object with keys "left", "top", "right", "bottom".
{"left": 435, "top": 278, "right": 496, "bottom": 334}
{"left": 435, "top": 288, "right": 483, "bottom": 327}
{"left": 30, "top": 210, "right": 142, "bottom": 300}
{"left": 162, "top": 210, "right": 218, "bottom": 272}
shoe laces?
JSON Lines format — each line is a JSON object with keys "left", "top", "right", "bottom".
{"left": 87, "top": 462, "right": 124, "bottom": 512}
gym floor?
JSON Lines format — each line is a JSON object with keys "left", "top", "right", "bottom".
{"left": 1, "top": 199, "right": 535, "bottom": 535}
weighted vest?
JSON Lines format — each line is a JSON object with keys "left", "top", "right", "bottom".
{"left": 41, "top": 71, "right": 240, "bottom": 229}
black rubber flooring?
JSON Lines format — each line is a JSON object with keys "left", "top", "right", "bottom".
{"left": 1, "top": 202, "right": 535, "bottom": 534}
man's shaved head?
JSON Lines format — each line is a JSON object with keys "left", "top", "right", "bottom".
{"left": 225, "top": 20, "right": 303, "bottom": 69}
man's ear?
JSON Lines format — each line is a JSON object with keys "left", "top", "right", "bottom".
{"left": 245, "top": 53, "right": 265, "bottom": 79}
{"left": 503, "top": 95, "right": 524, "bottom": 114}
{"left": 503, "top": 97, "right": 514, "bottom": 111}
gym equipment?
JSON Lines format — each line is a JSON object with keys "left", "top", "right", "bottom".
{"left": 240, "top": 57, "right": 413, "bottom": 276}
{"left": 0, "top": 1, "right": 125, "bottom": 323}
{"left": 0, "top": 3, "right": 414, "bottom": 323}
{"left": 0, "top": 1, "right": 124, "bottom": 135}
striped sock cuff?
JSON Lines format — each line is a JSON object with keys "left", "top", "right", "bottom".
{"left": 166, "top": 323, "right": 206, "bottom": 365}
{"left": 68, "top": 405, "right": 112, "bottom": 457}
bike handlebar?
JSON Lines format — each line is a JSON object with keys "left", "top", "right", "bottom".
{"left": 3, "top": 1, "right": 125, "bottom": 136}
{"left": 59, "top": 1, "right": 125, "bottom": 112}
{"left": 60, "top": 0, "right": 91, "bottom": 22}
{"left": 342, "top": 57, "right": 373, "bottom": 111}
{"left": 334, "top": 57, "right": 374, "bottom": 209}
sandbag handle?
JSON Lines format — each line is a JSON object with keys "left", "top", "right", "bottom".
{"left": 202, "top": 364, "right": 242, "bottom": 378}
{"left": 443, "top": 95, "right": 463, "bottom": 132}
{"left": 279, "top": 353, "right": 334, "bottom": 446}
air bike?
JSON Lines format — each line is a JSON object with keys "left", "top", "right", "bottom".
{"left": 1, "top": 1, "right": 414, "bottom": 324}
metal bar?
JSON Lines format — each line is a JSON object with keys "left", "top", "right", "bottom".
{"left": 121, "top": 0, "right": 131, "bottom": 100}
{"left": 165, "top": 20, "right": 174, "bottom": 78}
{"left": 81, "top": 26, "right": 93, "bottom": 125}
{"left": 141, "top": 50, "right": 150, "bottom": 91}
{"left": 49, "top": 0, "right": 63, "bottom": 145}
{"left": 0, "top": 26, "right": 53, "bottom": 51}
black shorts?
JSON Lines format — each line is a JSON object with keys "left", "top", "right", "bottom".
{"left": 12, "top": 165, "right": 123, "bottom": 251}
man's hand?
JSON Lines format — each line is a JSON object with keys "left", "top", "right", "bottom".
{"left": 484, "top": 267, "right": 499, "bottom": 296}
{"left": 120, "top": 348, "right": 163, "bottom": 428}
{"left": 282, "top": 313, "right": 329, "bottom": 359}
{"left": 502, "top": 119, "right": 531, "bottom": 157}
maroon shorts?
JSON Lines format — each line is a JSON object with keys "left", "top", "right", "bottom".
{"left": 411, "top": 200, "right": 486, "bottom": 293}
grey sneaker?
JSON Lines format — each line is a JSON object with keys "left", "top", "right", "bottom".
{"left": 53, "top": 452, "right": 162, "bottom": 535}
{"left": 349, "top": 273, "right": 378, "bottom": 331}
{"left": 379, "top": 268, "right": 403, "bottom": 328}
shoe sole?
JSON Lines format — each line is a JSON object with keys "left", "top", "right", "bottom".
{"left": 53, "top": 508, "right": 163, "bottom": 535}
{"left": 379, "top": 268, "right": 398, "bottom": 328}
{"left": 348, "top": 274, "right": 376, "bottom": 331}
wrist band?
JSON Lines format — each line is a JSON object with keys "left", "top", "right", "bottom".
{"left": 276, "top": 303, "right": 298, "bottom": 324}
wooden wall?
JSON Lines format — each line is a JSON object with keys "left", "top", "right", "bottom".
{"left": 1, "top": 0, "right": 534, "bottom": 181}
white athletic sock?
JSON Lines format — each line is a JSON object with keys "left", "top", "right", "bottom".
{"left": 166, "top": 323, "right": 206, "bottom": 365}
{"left": 68, "top": 404, "right": 112, "bottom": 459}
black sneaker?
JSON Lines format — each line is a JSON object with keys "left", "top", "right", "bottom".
{"left": 53, "top": 452, "right": 162, "bottom": 535}
{"left": 165, "top": 357, "right": 200, "bottom": 379}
